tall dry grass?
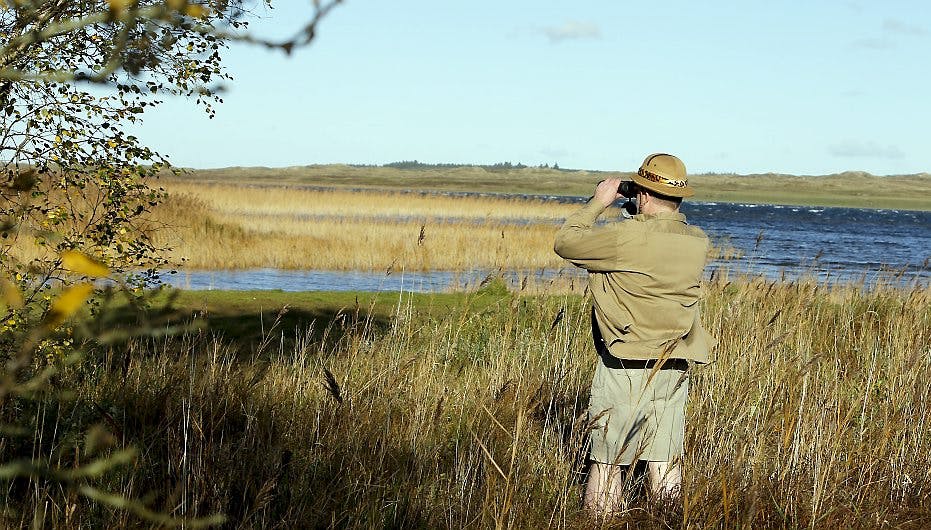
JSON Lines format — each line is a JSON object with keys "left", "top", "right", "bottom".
{"left": 159, "top": 181, "right": 584, "bottom": 222}
{"left": 149, "top": 182, "right": 738, "bottom": 270}
{"left": 9, "top": 277, "right": 930, "bottom": 528}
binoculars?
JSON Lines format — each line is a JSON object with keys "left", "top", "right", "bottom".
{"left": 618, "top": 180, "right": 638, "bottom": 198}
{"left": 618, "top": 180, "right": 639, "bottom": 216}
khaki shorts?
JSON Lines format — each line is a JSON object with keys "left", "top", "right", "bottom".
{"left": 588, "top": 357, "right": 689, "bottom": 465}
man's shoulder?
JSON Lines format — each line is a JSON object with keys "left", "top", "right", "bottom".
{"left": 630, "top": 213, "right": 709, "bottom": 241}
{"left": 683, "top": 223, "right": 709, "bottom": 240}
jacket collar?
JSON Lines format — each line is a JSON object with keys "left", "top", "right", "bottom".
{"left": 635, "top": 211, "right": 688, "bottom": 224}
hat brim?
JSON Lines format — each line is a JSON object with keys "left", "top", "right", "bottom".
{"left": 631, "top": 173, "right": 695, "bottom": 198}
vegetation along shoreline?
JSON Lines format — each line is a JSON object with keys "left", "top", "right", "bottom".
{"left": 172, "top": 164, "right": 931, "bottom": 211}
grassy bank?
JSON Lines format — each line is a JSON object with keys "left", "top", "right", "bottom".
{"left": 5, "top": 278, "right": 930, "bottom": 528}
{"left": 177, "top": 165, "right": 931, "bottom": 211}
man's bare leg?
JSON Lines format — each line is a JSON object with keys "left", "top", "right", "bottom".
{"left": 647, "top": 460, "right": 681, "bottom": 500}
{"left": 584, "top": 462, "right": 626, "bottom": 513}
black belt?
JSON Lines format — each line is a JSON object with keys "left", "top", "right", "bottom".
{"left": 597, "top": 351, "right": 689, "bottom": 370}
{"left": 614, "top": 358, "right": 690, "bottom": 370}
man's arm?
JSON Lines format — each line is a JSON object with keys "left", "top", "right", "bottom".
{"left": 554, "top": 178, "right": 627, "bottom": 271}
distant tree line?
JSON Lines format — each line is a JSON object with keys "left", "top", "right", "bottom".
{"left": 383, "top": 160, "right": 578, "bottom": 172}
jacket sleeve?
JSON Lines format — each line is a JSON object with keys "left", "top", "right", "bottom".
{"left": 553, "top": 199, "right": 624, "bottom": 271}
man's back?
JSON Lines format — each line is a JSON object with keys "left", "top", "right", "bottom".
{"left": 555, "top": 194, "right": 714, "bottom": 362}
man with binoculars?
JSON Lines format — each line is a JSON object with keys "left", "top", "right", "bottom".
{"left": 554, "top": 153, "right": 716, "bottom": 513}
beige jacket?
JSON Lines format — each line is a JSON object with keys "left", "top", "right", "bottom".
{"left": 554, "top": 199, "right": 716, "bottom": 363}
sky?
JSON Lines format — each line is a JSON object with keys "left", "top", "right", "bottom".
{"left": 129, "top": 1, "right": 931, "bottom": 175}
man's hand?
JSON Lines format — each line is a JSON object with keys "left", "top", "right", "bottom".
{"left": 593, "top": 178, "right": 623, "bottom": 208}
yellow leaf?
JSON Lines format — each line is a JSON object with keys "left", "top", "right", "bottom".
{"left": 185, "top": 4, "right": 207, "bottom": 18}
{"left": 1, "top": 279, "right": 23, "bottom": 309}
{"left": 166, "top": 0, "right": 185, "bottom": 10}
{"left": 46, "top": 283, "right": 94, "bottom": 328}
{"left": 107, "top": 0, "right": 130, "bottom": 13}
{"left": 61, "top": 251, "right": 110, "bottom": 278}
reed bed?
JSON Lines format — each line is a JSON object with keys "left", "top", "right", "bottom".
{"left": 7, "top": 278, "right": 930, "bottom": 528}
{"left": 167, "top": 215, "right": 564, "bottom": 271}
{"left": 159, "top": 181, "right": 585, "bottom": 222}
{"left": 150, "top": 183, "right": 738, "bottom": 270}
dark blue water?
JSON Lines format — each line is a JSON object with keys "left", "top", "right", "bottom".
{"left": 160, "top": 198, "right": 930, "bottom": 292}
{"left": 681, "top": 202, "right": 929, "bottom": 283}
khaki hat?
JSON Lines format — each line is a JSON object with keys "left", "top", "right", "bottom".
{"left": 631, "top": 153, "right": 694, "bottom": 198}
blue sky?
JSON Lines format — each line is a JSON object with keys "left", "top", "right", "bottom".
{"left": 131, "top": 1, "right": 931, "bottom": 175}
